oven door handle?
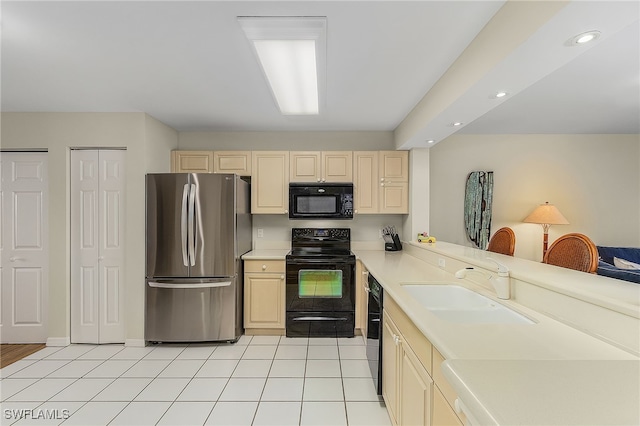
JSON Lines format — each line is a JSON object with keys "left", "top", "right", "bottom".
{"left": 292, "top": 316, "right": 349, "bottom": 321}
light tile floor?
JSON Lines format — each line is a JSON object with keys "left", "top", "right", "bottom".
{"left": 0, "top": 336, "right": 391, "bottom": 426}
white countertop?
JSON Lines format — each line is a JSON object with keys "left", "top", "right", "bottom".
{"left": 354, "top": 248, "right": 640, "bottom": 425}
{"left": 242, "top": 249, "right": 289, "bottom": 260}
{"left": 442, "top": 359, "right": 640, "bottom": 426}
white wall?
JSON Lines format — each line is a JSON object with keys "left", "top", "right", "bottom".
{"left": 252, "top": 215, "right": 404, "bottom": 251}
{"left": 428, "top": 134, "right": 640, "bottom": 261}
{"left": 1, "top": 112, "right": 178, "bottom": 343}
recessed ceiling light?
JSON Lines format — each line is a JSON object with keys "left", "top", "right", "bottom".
{"left": 495, "top": 91, "right": 508, "bottom": 98}
{"left": 426, "top": 139, "right": 435, "bottom": 144}
{"left": 239, "top": 17, "right": 326, "bottom": 115}
{"left": 452, "top": 122, "right": 463, "bottom": 127}
{"left": 567, "top": 30, "right": 601, "bottom": 46}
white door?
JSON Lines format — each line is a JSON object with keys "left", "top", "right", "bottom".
{"left": 0, "top": 152, "right": 49, "bottom": 343}
{"left": 71, "top": 150, "right": 125, "bottom": 343}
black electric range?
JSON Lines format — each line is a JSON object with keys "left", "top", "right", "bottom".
{"left": 285, "top": 228, "right": 356, "bottom": 338}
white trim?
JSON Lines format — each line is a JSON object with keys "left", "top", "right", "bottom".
{"left": 46, "top": 337, "right": 71, "bottom": 347}
{"left": 125, "top": 339, "right": 146, "bottom": 347}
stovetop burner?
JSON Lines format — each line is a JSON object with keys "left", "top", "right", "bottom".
{"left": 287, "top": 228, "right": 353, "bottom": 261}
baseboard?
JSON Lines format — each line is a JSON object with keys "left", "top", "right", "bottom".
{"left": 244, "top": 329, "right": 285, "bottom": 336}
{"left": 125, "top": 339, "right": 147, "bottom": 347}
{"left": 46, "top": 337, "right": 71, "bottom": 347}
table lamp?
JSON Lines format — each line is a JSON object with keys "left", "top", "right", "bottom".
{"left": 523, "top": 202, "right": 569, "bottom": 258}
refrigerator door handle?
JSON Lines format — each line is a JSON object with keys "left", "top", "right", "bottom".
{"left": 188, "top": 183, "right": 196, "bottom": 266}
{"left": 181, "top": 184, "right": 189, "bottom": 267}
{"left": 148, "top": 281, "right": 232, "bottom": 289}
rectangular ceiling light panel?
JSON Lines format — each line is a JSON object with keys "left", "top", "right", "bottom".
{"left": 239, "top": 17, "right": 326, "bottom": 115}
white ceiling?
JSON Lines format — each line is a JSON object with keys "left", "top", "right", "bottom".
{"left": 2, "top": 1, "right": 639, "bottom": 143}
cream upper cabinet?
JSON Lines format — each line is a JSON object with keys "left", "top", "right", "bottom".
{"left": 322, "top": 151, "right": 353, "bottom": 182}
{"left": 379, "top": 151, "right": 409, "bottom": 214}
{"left": 354, "top": 150, "right": 408, "bottom": 214}
{"left": 244, "top": 260, "right": 286, "bottom": 333}
{"left": 213, "top": 151, "right": 251, "bottom": 176}
{"left": 290, "top": 151, "right": 321, "bottom": 182}
{"left": 252, "top": 151, "right": 290, "bottom": 214}
{"left": 353, "top": 151, "right": 379, "bottom": 214}
{"left": 290, "top": 151, "right": 353, "bottom": 182}
{"left": 171, "top": 150, "right": 214, "bottom": 173}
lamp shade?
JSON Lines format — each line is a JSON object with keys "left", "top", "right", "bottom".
{"left": 523, "top": 202, "right": 569, "bottom": 225}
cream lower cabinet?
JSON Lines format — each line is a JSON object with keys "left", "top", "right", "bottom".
{"left": 244, "top": 260, "right": 285, "bottom": 334}
{"left": 383, "top": 310, "right": 432, "bottom": 426}
{"left": 382, "top": 295, "right": 464, "bottom": 426}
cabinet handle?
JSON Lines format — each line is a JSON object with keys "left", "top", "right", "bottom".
{"left": 380, "top": 178, "right": 384, "bottom": 182}
{"left": 284, "top": 210, "right": 288, "bottom": 214}
{"left": 354, "top": 209, "right": 358, "bottom": 214}
{"left": 262, "top": 264, "right": 267, "bottom": 270}
{"left": 380, "top": 183, "right": 384, "bottom": 187}
{"left": 280, "top": 275, "right": 285, "bottom": 280}
{"left": 317, "top": 178, "right": 321, "bottom": 182}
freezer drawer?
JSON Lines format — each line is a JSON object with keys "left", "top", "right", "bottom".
{"left": 145, "top": 278, "right": 241, "bottom": 342}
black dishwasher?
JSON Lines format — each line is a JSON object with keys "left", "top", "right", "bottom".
{"left": 366, "top": 273, "right": 383, "bottom": 395}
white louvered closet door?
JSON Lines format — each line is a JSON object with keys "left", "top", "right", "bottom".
{"left": 0, "top": 152, "right": 49, "bottom": 343}
{"left": 71, "top": 149, "right": 125, "bottom": 344}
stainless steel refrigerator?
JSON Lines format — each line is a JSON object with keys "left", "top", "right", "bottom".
{"left": 145, "top": 173, "right": 251, "bottom": 343}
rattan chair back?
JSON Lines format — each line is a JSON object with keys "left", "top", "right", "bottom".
{"left": 543, "top": 233, "right": 598, "bottom": 273}
{"left": 487, "top": 227, "right": 516, "bottom": 256}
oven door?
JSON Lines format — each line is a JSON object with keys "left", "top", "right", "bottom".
{"left": 286, "top": 259, "right": 355, "bottom": 312}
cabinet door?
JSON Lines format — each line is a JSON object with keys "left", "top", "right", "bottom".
{"left": 171, "top": 151, "right": 213, "bottom": 173}
{"left": 380, "top": 151, "right": 408, "bottom": 182}
{"left": 252, "top": 151, "right": 290, "bottom": 214}
{"left": 382, "top": 312, "right": 401, "bottom": 425}
{"left": 290, "top": 151, "right": 321, "bottom": 182}
{"left": 433, "top": 386, "right": 463, "bottom": 426}
{"left": 400, "top": 339, "right": 433, "bottom": 426}
{"left": 244, "top": 272, "right": 285, "bottom": 329}
{"left": 213, "top": 151, "right": 251, "bottom": 176}
{"left": 322, "top": 151, "right": 353, "bottom": 182}
{"left": 353, "top": 151, "right": 379, "bottom": 214}
{"left": 380, "top": 182, "right": 409, "bottom": 214}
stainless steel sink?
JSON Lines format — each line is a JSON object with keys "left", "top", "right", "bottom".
{"left": 401, "top": 284, "right": 534, "bottom": 324}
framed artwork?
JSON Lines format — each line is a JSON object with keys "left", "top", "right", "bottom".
{"left": 464, "top": 171, "right": 494, "bottom": 249}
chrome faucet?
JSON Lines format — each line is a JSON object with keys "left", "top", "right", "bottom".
{"left": 455, "top": 258, "right": 511, "bottom": 300}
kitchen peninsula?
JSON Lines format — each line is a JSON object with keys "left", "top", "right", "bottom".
{"left": 243, "top": 239, "right": 640, "bottom": 425}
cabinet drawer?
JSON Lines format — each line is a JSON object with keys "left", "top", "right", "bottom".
{"left": 244, "top": 260, "right": 285, "bottom": 273}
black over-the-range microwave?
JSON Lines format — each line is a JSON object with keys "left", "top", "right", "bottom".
{"left": 289, "top": 182, "right": 354, "bottom": 219}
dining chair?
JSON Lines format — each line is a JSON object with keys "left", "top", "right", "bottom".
{"left": 487, "top": 227, "right": 516, "bottom": 256}
{"left": 543, "top": 233, "right": 598, "bottom": 273}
